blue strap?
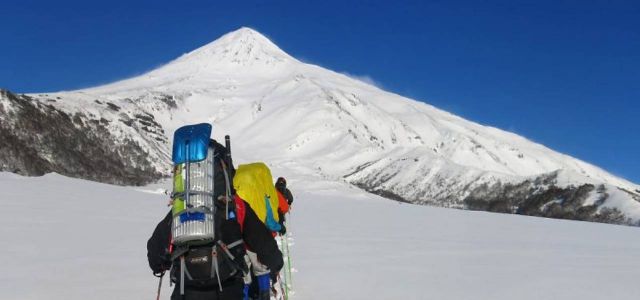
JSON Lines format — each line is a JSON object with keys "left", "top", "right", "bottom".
{"left": 243, "top": 284, "right": 250, "bottom": 300}
{"left": 264, "top": 196, "right": 282, "bottom": 232}
{"left": 179, "top": 212, "right": 205, "bottom": 223}
{"left": 257, "top": 274, "right": 271, "bottom": 291}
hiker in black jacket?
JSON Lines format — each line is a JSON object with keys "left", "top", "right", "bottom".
{"left": 275, "top": 177, "right": 293, "bottom": 206}
{"left": 147, "top": 138, "right": 283, "bottom": 300}
{"left": 147, "top": 196, "right": 283, "bottom": 300}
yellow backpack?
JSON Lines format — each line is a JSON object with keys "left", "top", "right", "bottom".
{"left": 233, "top": 162, "right": 281, "bottom": 231}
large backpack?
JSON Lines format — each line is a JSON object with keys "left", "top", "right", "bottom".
{"left": 169, "top": 123, "right": 247, "bottom": 294}
{"left": 233, "top": 162, "right": 282, "bottom": 233}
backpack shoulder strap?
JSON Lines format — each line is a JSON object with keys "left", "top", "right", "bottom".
{"left": 233, "top": 195, "right": 246, "bottom": 232}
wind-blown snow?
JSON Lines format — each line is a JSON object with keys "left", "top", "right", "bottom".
{"left": 2, "top": 172, "right": 639, "bottom": 299}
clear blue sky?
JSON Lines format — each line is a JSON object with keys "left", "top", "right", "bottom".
{"left": 2, "top": 0, "right": 638, "bottom": 183}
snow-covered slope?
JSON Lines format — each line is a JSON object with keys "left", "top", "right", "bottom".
{"left": 2, "top": 172, "right": 640, "bottom": 300}
{"left": 2, "top": 27, "right": 639, "bottom": 224}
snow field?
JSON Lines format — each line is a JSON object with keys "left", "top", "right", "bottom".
{"left": 1, "top": 172, "right": 639, "bottom": 300}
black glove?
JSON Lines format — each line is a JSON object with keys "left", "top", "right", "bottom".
{"left": 150, "top": 252, "right": 172, "bottom": 276}
{"left": 279, "top": 224, "right": 287, "bottom": 235}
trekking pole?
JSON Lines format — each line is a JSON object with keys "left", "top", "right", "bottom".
{"left": 275, "top": 235, "right": 287, "bottom": 300}
{"left": 278, "top": 273, "right": 288, "bottom": 300}
{"left": 279, "top": 235, "right": 291, "bottom": 299}
{"left": 283, "top": 221, "right": 293, "bottom": 289}
{"left": 155, "top": 273, "right": 164, "bottom": 300}
{"left": 286, "top": 237, "right": 293, "bottom": 288}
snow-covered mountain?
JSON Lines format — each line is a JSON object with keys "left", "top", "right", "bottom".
{"left": 1, "top": 27, "right": 639, "bottom": 225}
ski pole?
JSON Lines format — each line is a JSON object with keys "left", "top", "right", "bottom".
{"left": 286, "top": 237, "right": 293, "bottom": 288}
{"left": 279, "top": 234, "right": 292, "bottom": 297}
{"left": 283, "top": 221, "right": 293, "bottom": 289}
{"left": 277, "top": 273, "right": 288, "bottom": 300}
{"left": 276, "top": 235, "right": 288, "bottom": 300}
{"left": 156, "top": 273, "right": 164, "bottom": 300}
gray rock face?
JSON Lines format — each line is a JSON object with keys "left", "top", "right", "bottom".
{"left": 0, "top": 89, "right": 163, "bottom": 185}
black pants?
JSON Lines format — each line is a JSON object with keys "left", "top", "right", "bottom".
{"left": 170, "top": 279, "right": 244, "bottom": 300}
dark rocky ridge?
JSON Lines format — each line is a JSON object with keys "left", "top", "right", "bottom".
{"left": 463, "top": 172, "right": 638, "bottom": 226}
{"left": 353, "top": 170, "right": 639, "bottom": 227}
{"left": 0, "top": 89, "right": 163, "bottom": 185}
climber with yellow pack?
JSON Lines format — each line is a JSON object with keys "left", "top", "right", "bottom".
{"left": 233, "top": 162, "right": 286, "bottom": 300}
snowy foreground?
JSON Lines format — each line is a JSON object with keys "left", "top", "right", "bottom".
{"left": 2, "top": 172, "right": 640, "bottom": 300}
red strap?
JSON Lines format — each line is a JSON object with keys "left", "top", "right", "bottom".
{"left": 234, "top": 195, "right": 246, "bottom": 232}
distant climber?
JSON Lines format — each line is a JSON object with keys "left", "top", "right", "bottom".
{"left": 275, "top": 177, "right": 293, "bottom": 206}
{"left": 275, "top": 177, "right": 293, "bottom": 234}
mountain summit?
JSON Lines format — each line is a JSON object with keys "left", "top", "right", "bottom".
{"left": 2, "top": 27, "right": 639, "bottom": 226}
{"left": 85, "top": 27, "right": 296, "bottom": 94}
{"left": 176, "top": 27, "right": 295, "bottom": 67}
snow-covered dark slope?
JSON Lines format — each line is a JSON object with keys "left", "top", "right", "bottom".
{"left": 1, "top": 27, "right": 639, "bottom": 224}
{"left": 0, "top": 90, "right": 162, "bottom": 185}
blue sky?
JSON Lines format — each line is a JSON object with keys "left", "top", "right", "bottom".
{"left": 2, "top": 0, "right": 639, "bottom": 183}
